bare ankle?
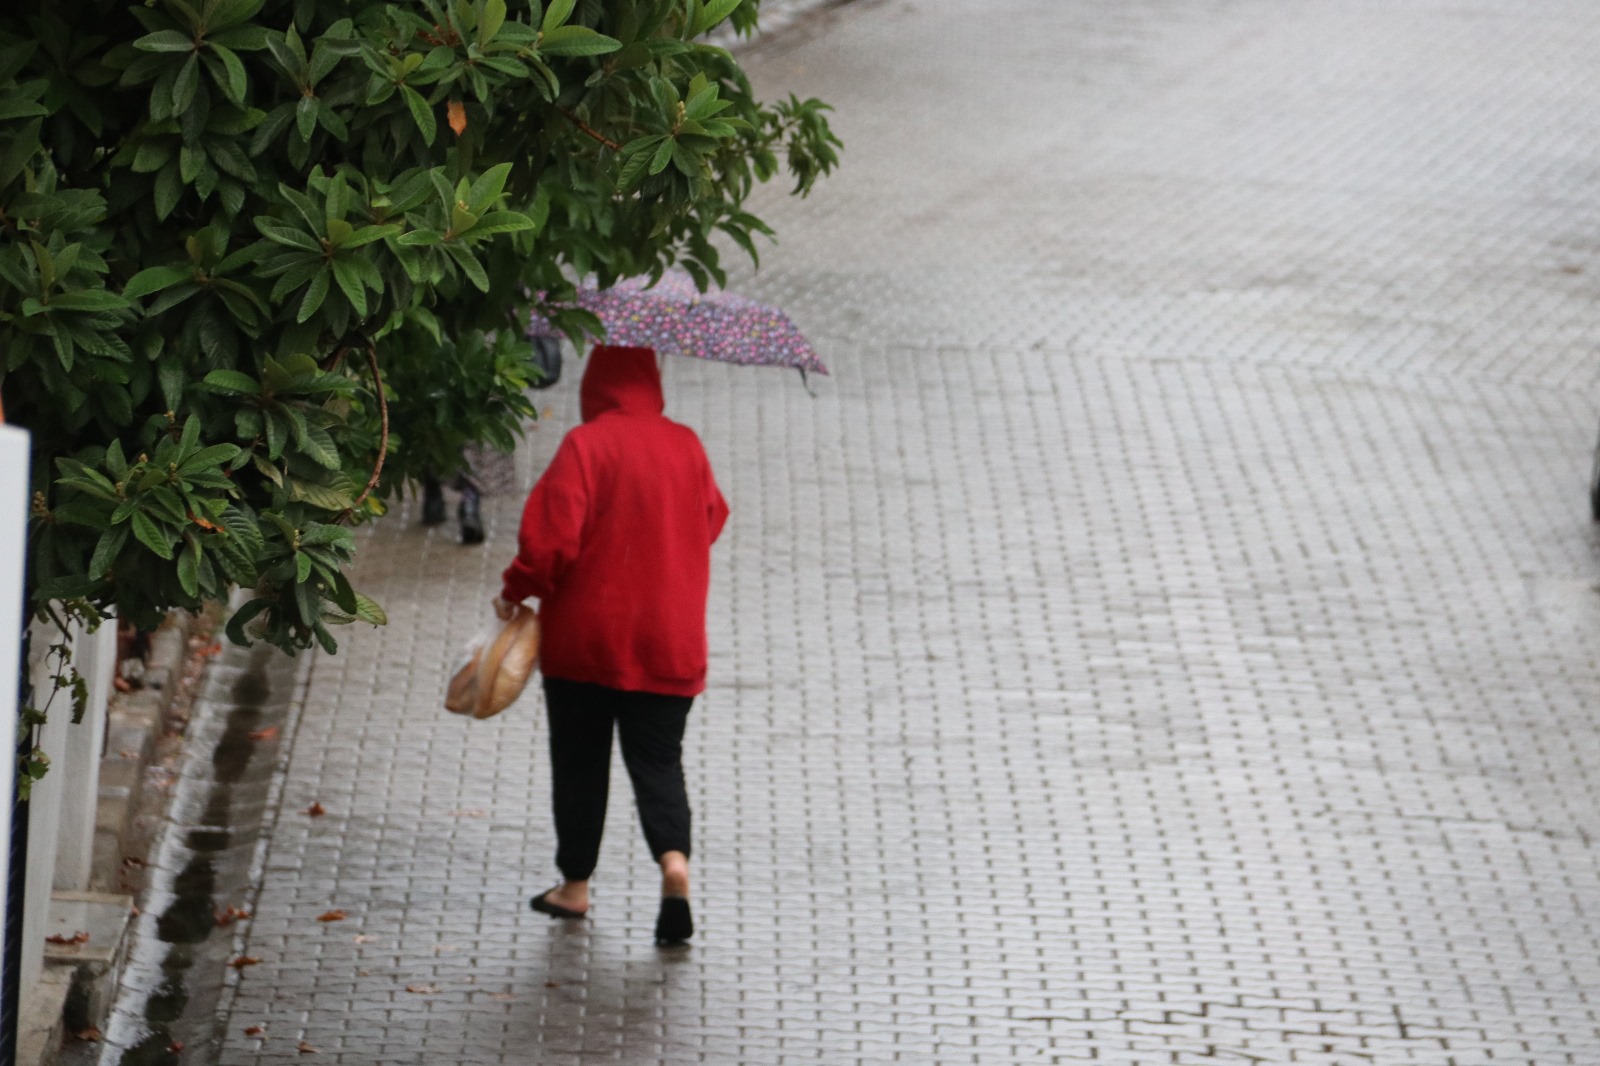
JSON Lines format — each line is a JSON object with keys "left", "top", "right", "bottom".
{"left": 659, "top": 851, "right": 690, "bottom": 897}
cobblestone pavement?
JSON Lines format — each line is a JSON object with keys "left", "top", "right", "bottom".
{"left": 206, "top": 1, "right": 1600, "bottom": 1062}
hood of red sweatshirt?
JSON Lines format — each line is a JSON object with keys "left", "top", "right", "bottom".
{"left": 580, "top": 345, "right": 665, "bottom": 423}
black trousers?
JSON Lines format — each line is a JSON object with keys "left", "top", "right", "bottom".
{"left": 542, "top": 677, "right": 694, "bottom": 881}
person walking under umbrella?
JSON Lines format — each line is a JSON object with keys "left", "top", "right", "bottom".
{"left": 495, "top": 344, "right": 728, "bottom": 946}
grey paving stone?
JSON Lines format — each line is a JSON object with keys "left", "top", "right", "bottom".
{"left": 201, "top": 0, "right": 1600, "bottom": 1063}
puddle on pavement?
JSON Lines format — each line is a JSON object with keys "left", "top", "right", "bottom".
{"left": 106, "top": 656, "right": 285, "bottom": 1066}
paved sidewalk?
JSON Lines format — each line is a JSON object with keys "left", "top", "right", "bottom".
{"left": 202, "top": 1, "right": 1600, "bottom": 1062}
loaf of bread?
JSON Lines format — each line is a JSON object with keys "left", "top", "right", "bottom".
{"left": 445, "top": 607, "right": 541, "bottom": 719}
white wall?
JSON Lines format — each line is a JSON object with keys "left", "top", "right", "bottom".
{"left": 0, "top": 426, "right": 28, "bottom": 997}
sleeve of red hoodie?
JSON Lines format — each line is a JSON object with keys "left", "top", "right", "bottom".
{"left": 500, "top": 435, "right": 588, "bottom": 604}
{"left": 707, "top": 462, "right": 729, "bottom": 544}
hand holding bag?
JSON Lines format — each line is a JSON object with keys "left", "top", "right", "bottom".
{"left": 445, "top": 604, "right": 540, "bottom": 719}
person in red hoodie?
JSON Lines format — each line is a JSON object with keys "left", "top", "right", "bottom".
{"left": 495, "top": 344, "right": 728, "bottom": 946}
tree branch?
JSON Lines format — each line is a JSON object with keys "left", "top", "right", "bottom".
{"left": 557, "top": 107, "right": 623, "bottom": 151}
{"left": 343, "top": 343, "right": 388, "bottom": 519}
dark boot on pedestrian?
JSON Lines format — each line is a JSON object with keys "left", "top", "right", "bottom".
{"left": 421, "top": 476, "right": 446, "bottom": 526}
{"left": 459, "top": 484, "right": 485, "bottom": 545}
{"left": 655, "top": 850, "right": 693, "bottom": 946}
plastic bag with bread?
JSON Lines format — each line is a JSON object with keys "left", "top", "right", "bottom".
{"left": 445, "top": 604, "right": 540, "bottom": 719}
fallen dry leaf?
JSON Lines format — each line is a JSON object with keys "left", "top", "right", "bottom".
{"left": 544, "top": 980, "right": 560, "bottom": 988}
{"left": 229, "top": 955, "right": 262, "bottom": 969}
{"left": 243, "top": 1025, "right": 265, "bottom": 1037}
{"left": 247, "top": 726, "right": 279, "bottom": 742}
{"left": 488, "top": 992, "right": 517, "bottom": 1002}
{"left": 448, "top": 808, "right": 487, "bottom": 818}
{"left": 405, "top": 983, "right": 441, "bottom": 994}
{"left": 215, "top": 905, "right": 252, "bottom": 927}
{"left": 75, "top": 1027, "right": 102, "bottom": 1042}
{"left": 316, "top": 909, "right": 347, "bottom": 923}
{"left": 447, "top": 99, "right": 467, "bottom": 137}
{"left": 201, "top": 641, "right": 222, "bottom": 657}
{"left": 298, "top": 1041, "right": 318, "bottom": 1054}
{"left": 45, "top": 931, "right": 90, "bottom": 945}
{"left": 304, "top": 801, "right": 327, "bottom": 817}
{"left": 352, "top": 934, "right": 374, "bottom": 943}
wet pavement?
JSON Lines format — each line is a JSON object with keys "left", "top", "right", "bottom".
{"left": 102, "top": 0, "right": 1600, "bottom": 1063}
{"left": 90, "top": 645, "right": 304, "bottom": 1066}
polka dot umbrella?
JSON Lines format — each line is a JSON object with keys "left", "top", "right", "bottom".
{"left": 527, "top": 268, "right": 827, "bottom": 376}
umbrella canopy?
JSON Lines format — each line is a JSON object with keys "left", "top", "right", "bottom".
{"left": 528, "top": 269, "right": 827, "bottom": 375}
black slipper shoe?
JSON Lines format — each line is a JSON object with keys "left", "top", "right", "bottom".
{"left": 654, "top": 896, "right": 693, "bottom": 946}
{"left": 529, "top": 888, "right": 587, "bottom": 919}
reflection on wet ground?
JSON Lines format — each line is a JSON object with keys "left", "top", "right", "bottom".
{"left": 92, "top": 642, "right": 303, "bottom": 1066}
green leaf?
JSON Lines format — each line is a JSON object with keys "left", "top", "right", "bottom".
{"left": 179, "top": 443, "right": 242, "bottom": 474}
{"left": 616, "top": 146, "right": 654, "bottom": 191}
{"left": 89, "top": 525, "right": 129, "bottom": 580}
{"left": 225, "top": 597, "right": 271, "bottom": 645}
{"left": 298, "top": 424, "right": 340, "bottom": 469}
{"left": 443, "top": 242, "right": 489, "bottom": 292}
{"left": 126, "top": 265, "right": 196, "bottom": 300}
{"left": 177, "top": 537, "right": 201, "bottom": 596}
{"left": 542, "top": 0, "right": 576, "bottom": 33}
{"left": 154, "top": 160, "right": 183, "bottom": 220}
{"left": 287, "top": 478, "right": 353, "bottom": 510}
{"left": 311, "top": 620, "right": 338, "bottom": 654}
{"left": 480, "top": 0, "right": 507, "bottom": 47}
{"left": 401, "top": 85, "right": 436, "bottom": 145}
{"left": 342, "top": 224, "right": 402, "bottom": 247}
{"left": 172, "top": 53, "right": 201, "bottom": 113}
{"left": 648, "top": 137, "right": 674, "bottom": 176}
{"left": 298, "top": 523, "right": 354, "bottom": 551}
{"left": 330, "top": 258, "right": 367, "bottom": 318}
{"left": 209, "top": 43, "right": 248, "bottom": 103}
{"left": 295, "top": 94, "right": 317, "bottom": 140}
{"left": 134, "top": 30, "right": 197, "bottom": 53}
{"left": 255, "top": 219, "right": 322, "bottom": 251}
{"left": 466, "top": 161, "right": 514, "bottom": 212}
{"left": 468, "top": 211, "right": 536, "bottom": 236}
{"left": 106, "top": 439, "right": 129, "bottom": 479}
{"left": 294, "top": 550, "right": 312, "bottom": 584}
{"left": 211, "top": 0, "right": 266, "bottom": 32}
{"left": 353, "top": 592, "right": 387, "bottom": 625}
{"left": 131, "top": 511, "right": 175, "bottom": 559}
{"left": 0, "top": 118, "right": 42, "bottom": 189}
{"left": 199, "top": 368, "right": 260, "bottom": 395}
{"left": 210, "top": 24, "right": 271, "bottom": 50}
{"left": 49, "top": 290, "right": 132, "bottom": 312}
{"left": 691, "top": 0, "right": 743, "bottom": 36}
{"left": 396, "top": 228, "right": 443, "bottom": 246}
{"left": 538, "top": 26, "right": 621, "bottom": 57}
{"left": 327, "top": 569, "right": 359, "bottom": 613}
{"left": 296, "top": 267, "right": 330, "bottom": 322}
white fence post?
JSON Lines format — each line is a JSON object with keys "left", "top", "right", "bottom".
{"left": 20, "top": 626, "right": 63, "bottom": 990}
{"left": 52, "top": 623, "right": 113, "bottom": 892}
{"left": 0, "top": 425, "right": 28, "bottom": 1011}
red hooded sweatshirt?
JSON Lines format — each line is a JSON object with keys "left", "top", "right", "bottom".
{"left": 500, "top": 346, "right": 729, "bottom": 697}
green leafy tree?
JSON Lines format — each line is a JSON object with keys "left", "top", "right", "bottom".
{"left": 1, "top": 0, "right": 840, "bottom": 665}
